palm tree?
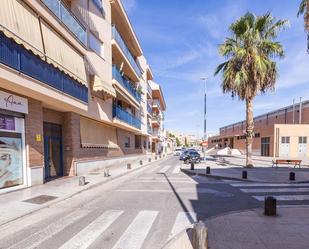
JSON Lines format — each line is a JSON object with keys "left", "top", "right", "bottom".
{"left": 298, "top": 0, "right": 309, "bottom": 29}
{"left": 298, "top": 0, "right": 309, "bottom": 50}
{"left": 215, "top": 12, "right": 288, "bottom": 167}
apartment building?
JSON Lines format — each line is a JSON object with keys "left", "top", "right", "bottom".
{"left": 149, "top": 81, "right": 167, "bottom": 155}
{"left": 208, "top": 100, "right": 309, "bottom": 158}
{"left": 0, "top": 0, "right": 164, "bottom": 193}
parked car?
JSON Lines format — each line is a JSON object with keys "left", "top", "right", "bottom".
{"left": 183, "top": 151, "right": 201, "bottom": 164}
{"left": 174, "top": 148, "right": 182, "bottom": 156}
{"left": 179, "top": 149, "right": 194, "bottom": 160}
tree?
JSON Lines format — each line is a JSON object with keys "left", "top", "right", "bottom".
{"left": 215, "top": 12, "right": 288, "bottom": 167}
{"left": 184, "top": 137, "right": 189, "bottom": 147}
{"left": 297, "top": 0, "right": 309, "bottom": 50}
{"left": 176, "top": 137, "right": 181, "bottom": 147}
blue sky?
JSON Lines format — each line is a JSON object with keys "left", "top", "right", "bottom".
{"left": 123, "top": 0, "right": 309, "bottom": 138}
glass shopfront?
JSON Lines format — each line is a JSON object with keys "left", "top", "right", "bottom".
{"left": 0, "top": 114, "right": 26, "bottom": 190}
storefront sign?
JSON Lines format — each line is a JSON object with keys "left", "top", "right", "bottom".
{"left": 0, "top": 91, "right": 28, "bottom": 114}
{"left": 0, "top": 114, "right": 15, "bottom": 131}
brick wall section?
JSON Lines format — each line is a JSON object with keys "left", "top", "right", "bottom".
{"left": 25, "top": 99, "right": 44, "bottom": 167}
{"left": 62, "top": 113, "right": 144, "bottom": 176}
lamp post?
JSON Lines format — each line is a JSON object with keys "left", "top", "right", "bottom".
{"left": 201, "top": 77, "right": 207, "bottom": 163}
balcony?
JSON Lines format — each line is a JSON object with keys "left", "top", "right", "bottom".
{"left": 113, "top": 104, "right": 141, "bottom": 129}
{"left": 147, "top": 82, "right": 152, "bottom": 97}
{"left": 112, "top": 25, "right": 141, "bottom": 78}
{"left": 147, "top": 103, "right": 152, "bottom": 114}
{"left": 0, "top": 33, "right": 88, "bottom": 102}
{"left": 42, "top": 0, "right": 87, "bottom": 45}
{"left": 112, "top": 66, "right": 141, "bottom": 102}
{"left": 147, "top": 125, "right": 153, "bottom": 135}
{"left": 152, "top": 99, "right": 161, "bottom": 109}
{"left": 152, "top": 115, "right": 161, "bottom": 125}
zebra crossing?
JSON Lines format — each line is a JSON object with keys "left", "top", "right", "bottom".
{"left": 230, "top": 182, "right": 309, "bottom": 204}
{"left": 4, "top": 210, "right": 198, "bottom": 249}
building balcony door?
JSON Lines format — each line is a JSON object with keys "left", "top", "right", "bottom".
{"left": 43, "top": 123, "right": 63, "bottom": 180}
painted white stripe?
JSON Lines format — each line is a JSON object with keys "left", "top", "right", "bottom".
{"left": 112, "top": 211, "right": 158, "bottom": 249}
{"left": 172, "top": 165, "right": 181, "bottom": 174}
{"left": 231, "top": 183, "right": 309, "bottom": 187}
{"left": 158, "top": 165, "right": 172, "bottom": 173}
{"left": 10, "top": 209, "right": 91, "bottom": 249}
{"left": 253, "top": 195, "right": 309, "bottom": 201}
{"left": 240, "top": 188, "right": 309, "bottom": 193}
{"left": 59, "top": 210, "right": 123, "bottom": 249}
{"left": 168, "top": 212, "right": 197, "bottom": 240}
{"left": 135, "top": 180, "right": 194, "bottom": 184}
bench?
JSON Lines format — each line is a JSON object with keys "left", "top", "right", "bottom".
{"left": 272, "top": 159, "right": 302, "bottom": 168}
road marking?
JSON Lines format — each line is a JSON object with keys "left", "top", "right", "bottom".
{"left": 168, "top": 212, "right": 197, "bottom": 240}
{"left": 134, "top": 179, "right": 194, "bottom": 184}
{"left": 9, "top": 209, "right": 91, "bottom": 249}
{"left": 158, "top": 165, "right": 172, "bottom": 173}
{"left": 59, "top": 210, "right": 123, "bottom": 249}
{"left": 231, "top": 183, "right": 309, "bottom": 187}
{"left": 240, "top": 188, "right": 309, "bottom": 193}
{"left": 253, "top": 195, "right": 309, "bottom": 201}
{"left": 172, "top": 165, "right": 181, "bottom": 174}
{"left": 112, "top": 210, "right": 158, "bottom": 249}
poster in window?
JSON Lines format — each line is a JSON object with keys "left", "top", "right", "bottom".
{"left": 0, "top": 136, "right": 23, "bottom": 189}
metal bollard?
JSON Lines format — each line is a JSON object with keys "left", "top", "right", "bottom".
{"left": 148, "top": 158, "right": 151, "bottom": 163}
{"left": 192, "top": 221, "right": 208, "bottom": 249}
{"left": 140, "top": 160, "right": 143, "bottom": 165}
{"left": 79, "top": 176, "right": 86, "bottom": 186}
{"left": 127, "top": 163, "right": 131, "bottom": 170}
{"left": 242, "top": 170, "right": 247, "bottom": 179}
{"left": 289, "top": 172, "right": 295, "bottom": 181}
{"left": 191, "top": 162, "right": 195, "bottom": 170}
{"left": 104, "top": 168, "right": 110, "bottom": 177}
{"left": 206, "top": 166, "right": 211, "bottom": 174}
{"left": 155, "top": 156, "right": 157, "bottom": 160}
{"left": 264, "top": 196, "right": 277, "bottom": 216}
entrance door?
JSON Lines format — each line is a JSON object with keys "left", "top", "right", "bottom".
{"left": 298, "top": 137, "right": 307, "bottom": 157}
{"left": 43, "top": 123, "right": 63, "bottom": 180}
{"left": 280, "top": 136, "right": 290, "bottom": 158}
{"left": 261, "top": 137, "right": 270, "bottom": 157}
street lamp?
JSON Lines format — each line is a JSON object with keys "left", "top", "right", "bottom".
{"left": 200, "top": 77, "right": 207, "bottom": 163}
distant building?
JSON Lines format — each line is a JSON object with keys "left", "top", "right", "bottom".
{"left": 208, "top": 100, "right": 309, "bottom": 158}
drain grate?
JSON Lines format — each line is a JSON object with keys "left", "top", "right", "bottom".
{"left": 23, "top": 195, "right": 58, "bottom": 205}
{"left": 88, "top": 172, "right": 101, "bottom": 175}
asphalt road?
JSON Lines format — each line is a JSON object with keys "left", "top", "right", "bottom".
{"left": 0, "top": 156, "right": 271, "bottom": 249}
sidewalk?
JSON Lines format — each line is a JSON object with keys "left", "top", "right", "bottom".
{"left": 205, "top": 206, "right": 309, "bottom": 249}
{"left": 0, "top": 155, "right": 169, "bottom": 226}
{"left": 181, "top": 155, "right": 309, "bottom": 183}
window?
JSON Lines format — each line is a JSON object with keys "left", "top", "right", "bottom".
{"left": 124, "top": 137, "right": 130, "bottom": 148}
{"left": 89, "top": 33, "right": 104, "bottom": 57}
{"left": 92, "top": 0, "right": 103, "bottom": 11}
{"left": 281, "top": 137, "right": 290, "bottom": 144}
{"left": 299, "top": 137, "right": 307, "bottom": 144}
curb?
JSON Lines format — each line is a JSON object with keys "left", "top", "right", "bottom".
{"left": 181, "top": 168, "right": 309, "bottom": 184}
{"left": 0, "top": 155, "right": 171, "bottom": 227}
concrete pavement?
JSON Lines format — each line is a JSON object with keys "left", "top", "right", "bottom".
{"left": 1, "top": 156, "right": 308, "bottom": 249}
{"left": 206, "top": 206, "right": 309, "bottom": 249}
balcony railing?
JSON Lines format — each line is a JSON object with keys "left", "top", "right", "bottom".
{"left": 147, "top": 125, "right": 153, "bottom": 135}
{"left": 152, "top": 99, "right": 161, "bottom": 109}
{"left": 113, "top": 104, "right": 141, "bottom": 129}
{"left": 0, "top": 33, "right": 88, "bottom": 102}
{"left": 152, "top": 115, "right": 161, "bottom": 124}
{"left": 42, "top": 0, "right": 87, "bottom": 45}
{"left": 112, "top": 25, "right": 141, "bottom": 77}
{"left": 112, "top": 66, "right": 141, "bottom": 102}
{"left": 147, "top": 103, "right": 152, "bottom": 114}
{"left": 147, "top": 82, "right": 152, "bottom": 96}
